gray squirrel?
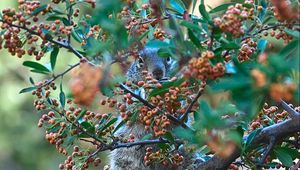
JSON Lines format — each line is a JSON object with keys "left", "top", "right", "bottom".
{"left": 109, "top": 48, "right": 200, "bottom": 170}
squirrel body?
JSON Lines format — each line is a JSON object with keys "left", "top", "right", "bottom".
{"left": 110, "top": 48, "right": 174, "bottom": 170}
{"left": 109, "top": 48, "right": 198, "bottom": 170}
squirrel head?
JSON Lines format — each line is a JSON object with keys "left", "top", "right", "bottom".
{"left": 136, "top": 48, "right": 174, "bottom": 80}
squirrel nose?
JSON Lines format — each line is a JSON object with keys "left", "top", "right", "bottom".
{"left": 152, "top": 68, "right": 164, "bottom": 80}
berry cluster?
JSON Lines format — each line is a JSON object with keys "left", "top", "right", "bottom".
{"left": 264, "top": 29, "right": 293, "bottom": 44}
{"left": 70, "top": 62, "right": 103, "bottom": 106}
{"left": 153, "top": 28, "right": 167, "bottom": 40}
{"left": 0, "top": 0, "right": 96, "bottom": 60}
{"left": 271, "top": 0, "right": 300, "bottom": 23}
{"left": 144, "top": 147, "right": 184, "bottom": 167}
{"left": 59, "top": 146, "right": 101, "bottom": 170}
{"left": 250, "top": 103, "right": 299, "bottom": 130}
{"left": 269, "top": 83, "right": 296, "bottom": 102}
{"left": 214, "top": 3, "right": 254, "bottom": 38}
{"left": 185, "top": 51, "right": 226, "bottom": 81}
{"left": 238, "top": 38, "right": 257, "bottom": 62}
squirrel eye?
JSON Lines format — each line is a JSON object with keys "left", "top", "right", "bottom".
{"left": 137, "top": 57, "right": 144, "bottom": 68}
{"left": 166, "top": 57, "right": 172, "bottom": 64}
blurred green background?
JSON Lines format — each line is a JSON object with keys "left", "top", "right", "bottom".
{"left": 2, "top": 0, "right": 282, "bottom": 170}
{"left": 0, "top": 1, "right": 70, "bottom": 169}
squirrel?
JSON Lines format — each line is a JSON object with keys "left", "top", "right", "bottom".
{"left": 109, "top": 48, "right": 200, "bottom": 170}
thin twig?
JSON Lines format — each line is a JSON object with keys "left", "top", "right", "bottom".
{"left": 119, "top": 84, "right": 193, "bottom": 131}
{"left": 39, "top": 62, "right": 80, "bottom": 88}
{"left": 242, "top": 22, "right": 300, "bottom": 41}
{"left": 208, "top": 26, "right": 215, "bottom": 51}
{"left": 179, "top": 88, "right": 204, "bottom": 123}
{"left": 0, "top": 20, "right": 84, "bottom": 59}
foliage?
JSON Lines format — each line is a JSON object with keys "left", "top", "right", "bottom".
{"left": 0, "top": 0, "right": 299, "bottom": 169}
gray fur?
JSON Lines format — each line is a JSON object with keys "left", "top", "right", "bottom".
{"left": 110, "top": 48, "right": 198, "bottom": 170}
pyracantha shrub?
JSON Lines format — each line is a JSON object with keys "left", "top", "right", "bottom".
{"left": 0, "top": 0, "right": 299, "bottom": 169}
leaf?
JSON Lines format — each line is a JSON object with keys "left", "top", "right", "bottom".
{"left": 80, "top": 122, "right": 95, "bottom": 134}
{"left": 149, "top": 78, "right": 184, "bottom": 97}
{"left": 30, "top": 69, "right": 49, "bottom": 75}
{"left": 163, "top": 132, "right": 175, "bottom": 143}
{"left": 145, "top": 40, "right": 171, "bottom": 48}
{"left": 19, "top": 87, "right": 37, "bottom": 94}
{"left": 169, "top": 0, "right": 186, "bottom": 14}
{"left": 209, "top": 2, "right": 236, "bottom": 13}
{"left": 180, "top": 21, "right": 202, "bottom": 32}
{"left": 274, "top": 147, "right": 294, "bottom": 167}
{"left": 59, "top": 83, "right": 65, "bottom": 108}
{"left": 112, "top": 120, "right": 125, "bottom": 134}
{"left": 199, "top": 2, "right": 211, "bottom": 22}
{"left": 23, "top": 61, "right": 51, "bottom": 73}
{"left": 222, "top": 42, "right": 240, "bottom": 49}
{"left": 284, "top": 29, "right": 300, "bottom": 39}
{"left": 101, "top": 118, "right": 118, "bottom": 131}
{"left": 188, "top": 29, "right": 203, "bottom": 50}
{"left": 29, "top": 77, "right": 35, "bottom": 85}
{"left": 279, "top": 40, "right": 298, "bottom": 57}
{"left": 141, "top": 133, "right": 153, "bottom": 141}
{"left": 31, "top": 4, "right": 47, "bottom": 16}
{"left": 257, "top": 39, "right": 268, "bottom": 52}
{"left": 50, "top": 46, "right": 59, "bottom": 70}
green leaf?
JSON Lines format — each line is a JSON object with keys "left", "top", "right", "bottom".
{"left": 112, "top": 120, "right": 125, "bottom": 134}
{"left": 180, "top": 21, "right": 202, "bottom": 32}
{"left": 199, "top": 3, "right": 211, "bottom": 22}
{"left": 59, "top": 83, "right": 65, "bottom": 108}
{"left": 188, "top": 29, "right": 203, "bottom": 49}
{"left": 30, "top": 69, "right": 49, "bottom": 75}
{"left": 80, "top": 122, "right": 95, "bottom": 134}
{"left": 284, "top": 29, "right": 300, "bottom": 39}
{"left": 141, "top": 133, "right": 153, "bottom": 140}
{"left": 274, "top": 147, "right": 294, "bottom": 167}
{"left": 31, "top": 4, "right": 47, "bottom": 16}
{"left": 19, "top": 86, "right": 37, "bottom": 94}
{"left": 149, "top": 78, "right": 184, "bottom": 97}
{"left": 23, "top": 61, "right": 51, "bottom": 73}
{"left": 50, "top": 46, "right": 59, "bottom": 70}
{"left": 222, "top": 42, "right": 240, "bottom": 49}
{"left": 102, "top": 118, "right": 118, "bottom": 131}
{"left": 163, "top": 132, "right": 175, "bottom": 143}
{"left": 29, "top": 77, "right": 35, "bottom": 85}
{"left": 257, "top": 39, "right": 268, "bottom": 52}
{"left": 145, "top": 40, "right": 171, "bottom": 48}
{"left": 169, "top": 0, "right": 186, "bottom": 14}
{"left": 209, "top": 2, "right": 236, "bottom": 13}
{"left": 280, "top": 40, "right": 298, "bottom": 57}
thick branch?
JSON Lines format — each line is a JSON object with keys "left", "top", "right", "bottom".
{"left": 279, "top": 99, "right": 300, "bottom": 119}
{"left": 258, "top": 136, "right": 276, "bottom": 166}
{"left": 196, "top": 118, "right": 300, "bottom": 169}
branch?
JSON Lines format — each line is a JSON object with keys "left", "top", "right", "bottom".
{"left": 179, "top": 87, "right": 204, "bottom": 123}
{"left": 39, "top": 62, "right": 80, "bottom": 88}
{"left": 119, "top": 84, "right": 194, "bottom": 131}
{"left": 279, "top": 99, "right": 300, "bottom": 120}
{"left": 242, "top": 22, "right": 300, "bottom": 41}
{"left": 196, "top": 117, "right": 300, "bottom": 169}
{"left": 257, "top": 136, "right": 276, "bottom": 166}
{"left": 0, "top": 20, "right": 85, "bottom": 59}
{"left": 208, "top": 26, "right": 215, "bottom": 51}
